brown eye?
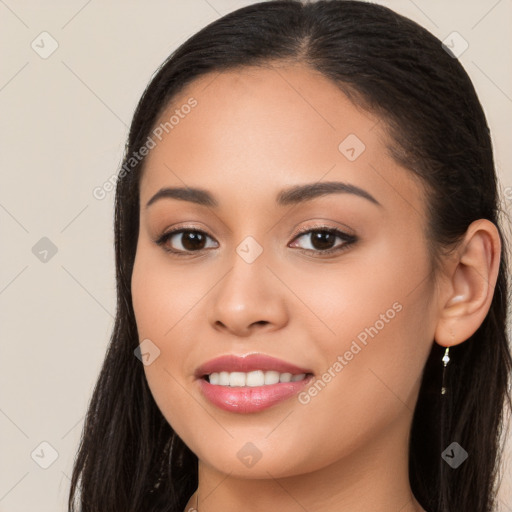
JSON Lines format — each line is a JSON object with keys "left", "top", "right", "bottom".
{"left": 176, "top": 231, "right": 207, "bottom": 251}
{"left": 289, "top": 227, "right": 357, "bottom": 255}
{"left": 155, "top": 229, "right": 218, "bottom": 254}
{"left": 308, "top": 231, "right": 337, "bottom": 251}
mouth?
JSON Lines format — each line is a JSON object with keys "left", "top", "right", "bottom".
{"left": 202, "top": 370, "right": 314, "bottom": 387}
{"left": 194, "top": 353, "right": 315, "bottom": 413}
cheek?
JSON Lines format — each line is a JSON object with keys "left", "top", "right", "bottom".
{"left": 292, "top": 242, "right": 434, "bottom": 415}
{"left": 131, "top": 249, "right": 214, "bottom": 432}
{"left": 131, "top": 247, "right": 207, "bottom": 340}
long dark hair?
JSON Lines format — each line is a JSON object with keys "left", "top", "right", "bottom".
{"left": 68, "top": 1, "right": 512, "bottom": 511}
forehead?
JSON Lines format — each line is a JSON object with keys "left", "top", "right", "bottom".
{"left": 139, "top": 63, "right": 426, "bottom": 219}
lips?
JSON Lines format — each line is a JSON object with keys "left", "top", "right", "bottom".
{"left": 194, "top": 353, "right": 315, "bottom": 413}
{"left": 194, "top": 353, "right": 314, "bottom": 378}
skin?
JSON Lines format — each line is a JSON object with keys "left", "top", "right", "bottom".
{"left": 130, "top": 62, "right": 501, "bottom": 512}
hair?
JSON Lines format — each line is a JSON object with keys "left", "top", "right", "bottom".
{"left": 68, "top": 1, "right": 512, "bottom": 511}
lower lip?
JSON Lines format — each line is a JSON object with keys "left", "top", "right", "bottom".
{"left": 197, "top": 375, "right": 315, "bottom": 413}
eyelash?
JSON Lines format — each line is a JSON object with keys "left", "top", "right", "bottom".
{"left": 154, "top": 224, "right": 357, "bottom": 258}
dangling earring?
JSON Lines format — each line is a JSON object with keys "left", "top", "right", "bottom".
{"left": 441, "top": 347, "right": 450, "bottom": 396}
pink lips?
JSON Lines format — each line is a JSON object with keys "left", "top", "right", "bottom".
{"left": 195, "top": 354, "right": 314, "bottom": 414}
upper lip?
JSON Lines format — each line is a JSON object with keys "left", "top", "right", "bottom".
{"left": 194, "top": 354, "right": 314, "bottom": 378}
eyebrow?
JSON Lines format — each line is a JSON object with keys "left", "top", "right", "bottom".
{"left": 145, "top": 181, "right": 382, "bottom": 209}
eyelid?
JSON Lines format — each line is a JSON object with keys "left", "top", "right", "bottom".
{"left": 289, "top": 221, "right": 355, "bottom": 239}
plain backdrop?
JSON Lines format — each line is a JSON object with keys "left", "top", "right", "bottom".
{"left": 1, "top": 1, "right": 511, "bottom": 511}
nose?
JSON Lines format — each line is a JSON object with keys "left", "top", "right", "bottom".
{"left": 207, "top": 251, "right": 289, "bottom": 337}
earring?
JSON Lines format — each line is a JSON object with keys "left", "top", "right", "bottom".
{"left": 441, "top": 347, "right": 450, "bottom": 396}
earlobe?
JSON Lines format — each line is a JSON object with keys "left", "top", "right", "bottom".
{"left": 434, "top": 219, "right": 501, "bottom": 348}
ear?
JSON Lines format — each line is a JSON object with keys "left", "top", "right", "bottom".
{"left": 434, "top": 219, "right": 501, "bottom": 348}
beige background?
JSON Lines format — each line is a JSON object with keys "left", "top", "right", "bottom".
{"left": 1, "top": 0, "right": 511, "bottom": 510}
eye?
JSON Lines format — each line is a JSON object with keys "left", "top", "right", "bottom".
{"left": 289, "top": 226, "right": 357, "bottom": 256}
{"left": 155, "top": 227, "right": 218, "bottom": 255}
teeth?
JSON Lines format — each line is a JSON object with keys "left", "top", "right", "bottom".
{"left": 207, "top": 370, "right": 308, "bottom": 387}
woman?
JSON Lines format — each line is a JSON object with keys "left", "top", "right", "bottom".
{"left": 68, "top": 1, "right": 512, "bottom": 511}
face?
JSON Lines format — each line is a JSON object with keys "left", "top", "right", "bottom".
{"left": 131, "top": 63, "right": 439, "bottom": 479}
